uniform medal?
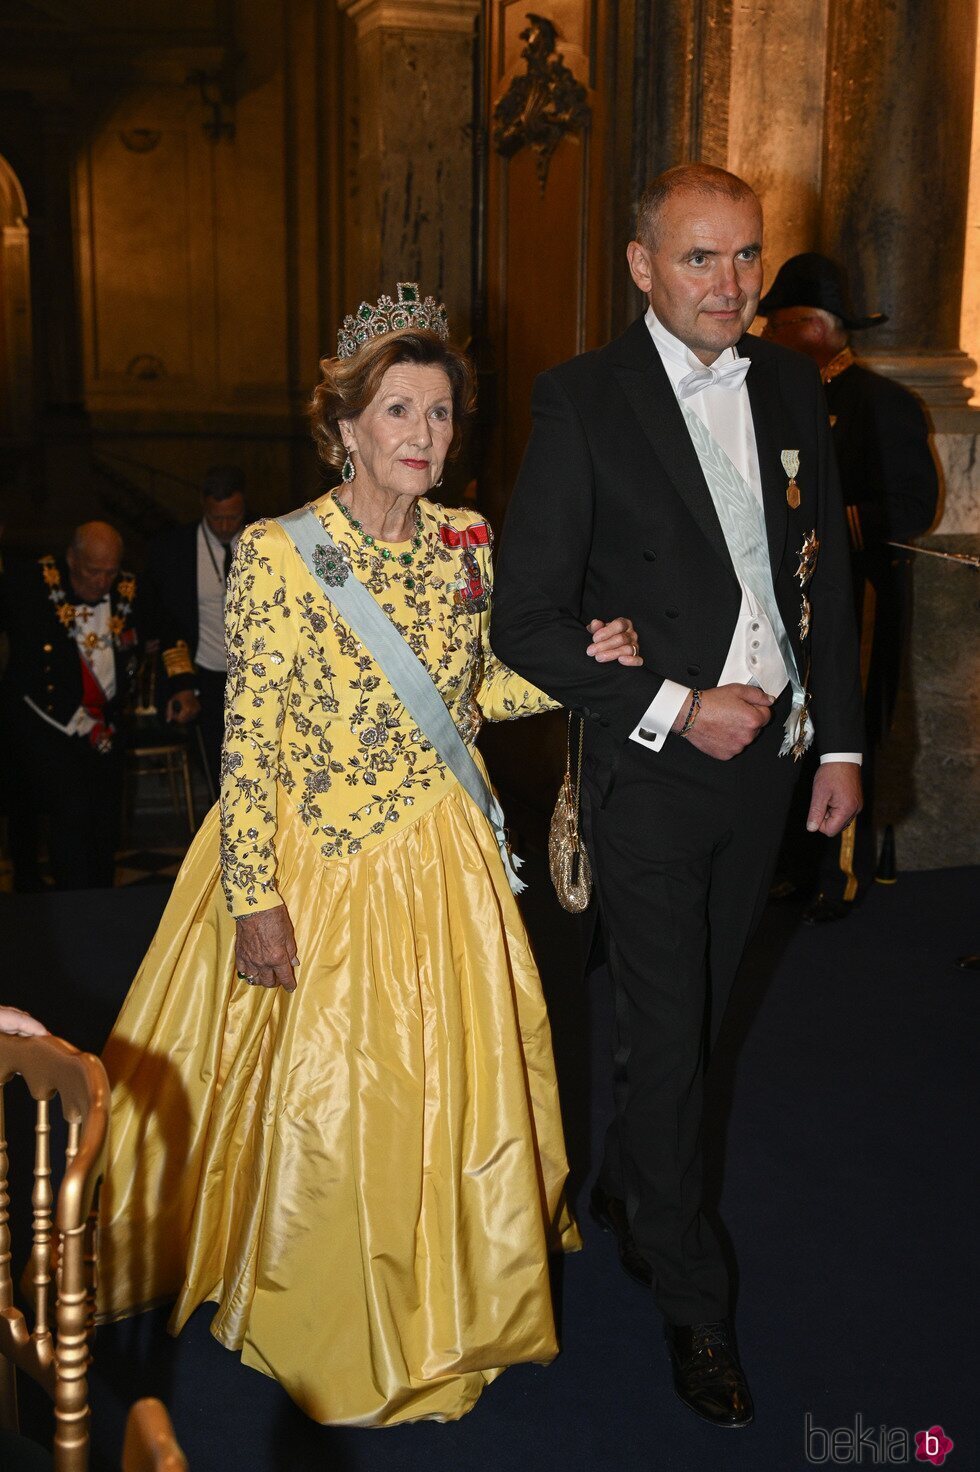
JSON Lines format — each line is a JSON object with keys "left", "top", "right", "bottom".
{"left": 781, "top": 449, "right": 801, "bottom": 509}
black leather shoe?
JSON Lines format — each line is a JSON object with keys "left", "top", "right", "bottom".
{"left": 802, "top": 893, "right": 852, "bottom": 925}
{"left": 666, "top": 1320, "right": 754, "bottom": 1427}
{"left": 588, "top": 1185, "right": 652, "bottom": 1287}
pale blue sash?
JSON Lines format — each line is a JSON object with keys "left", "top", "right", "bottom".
{"left": 681, "top": 407, "right": 813, "bottom": 755}
{"left": 277, "top": 506, "right": 525, "bottom": 894}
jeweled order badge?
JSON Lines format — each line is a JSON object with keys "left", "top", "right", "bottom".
{"left": 781, "top": 449, "right": 801, "bottom": 509}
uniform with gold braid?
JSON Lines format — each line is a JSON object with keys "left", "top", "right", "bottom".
{"left": 0, "top": 553, "right": 194, "bottom": 889}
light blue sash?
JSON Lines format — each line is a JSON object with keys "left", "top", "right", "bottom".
{"left": 277, "top": 506, "right": 525, "bottom": 894}
{"left": 681, "top": 407, "right": 813, "bottom": 756}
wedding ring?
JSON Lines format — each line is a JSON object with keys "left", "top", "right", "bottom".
{"left": 630, "top": 642, "right": 638, "bottom": 657}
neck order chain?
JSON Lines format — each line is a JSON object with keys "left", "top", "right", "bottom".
{"left": 332, "top": 493, "right": 426, "bottom": 589}
{"left": 40, "top": 557, "right": 134, "bottom": 647}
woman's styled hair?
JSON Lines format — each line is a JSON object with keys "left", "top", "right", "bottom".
{"left": 309, "top": 330, "right": 477, "bottom": 470}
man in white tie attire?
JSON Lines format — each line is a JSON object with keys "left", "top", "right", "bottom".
{"left": 492, "top": 164, "right": 863, "bottom": 1428}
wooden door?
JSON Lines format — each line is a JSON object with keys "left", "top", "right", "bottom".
{"left": 478, "top": 0, "right": 617, "bottom": 526}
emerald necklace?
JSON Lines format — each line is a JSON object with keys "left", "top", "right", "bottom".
{"left": 333, "top": 493, "right": 425, "bottom": 588}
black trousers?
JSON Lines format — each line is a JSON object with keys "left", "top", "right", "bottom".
{"left": 5, "top": 707, "right": 123, "bottom": 890}
{"left": 582, "top": 686, "right": 799, "bottom": 1325}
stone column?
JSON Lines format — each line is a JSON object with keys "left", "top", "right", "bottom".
{"left": 821, "top": 0, "right": 980, "bottom": 870}
{"left": 820, "top": 0, "right": 978, "bottom": 407}
{"left": 337, "top": 0, "right": 479, "bottom": 343}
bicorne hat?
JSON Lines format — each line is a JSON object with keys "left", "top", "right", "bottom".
{"left": 758, "top": 252, "right": 887, "bottom": 331}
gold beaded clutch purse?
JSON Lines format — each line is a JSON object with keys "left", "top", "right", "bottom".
{"left": 548, "top": 713, "right": 592, "bottom": 913}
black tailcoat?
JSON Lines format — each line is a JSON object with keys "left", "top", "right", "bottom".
{"left": 491, "top": 317, "right": 863, "bottom": 761}
{"left": 143, "top": 521, "right": 203, "bottom": 656}
{"left": 0, "top": 555, "right": 142, "bottom": 732}
{"left": 0, "top": 555, "right": 192, "bottom": 889}
{"left": 142, "top": 520, "right": 234, "bottom": 792}
{"left": 786, "top": 360, "right": 939, "bottom": 902}
{"left": 827, "top": 361, "right": 938, "bottom": 551}
{"left": 491, "top": 317, "right": 864, "bottom": 1324}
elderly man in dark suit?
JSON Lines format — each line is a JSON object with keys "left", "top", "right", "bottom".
{"left": 760, "top": 253, "right": 939, "bottom": 921}
{"left": 143, "top": 465, "right": 247, "bottom": 792}
{"left": 491, "top": 164, "right": 863, "bottom": 1428}
{"left": 0, "top": 521, "right": 197, "bottom": 890}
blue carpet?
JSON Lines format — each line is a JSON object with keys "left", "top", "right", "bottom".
{"left": 0, "top": 866, "right": 975, "bottom": 1471}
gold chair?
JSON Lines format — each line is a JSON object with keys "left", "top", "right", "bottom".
{"left": 0, "top": 1033, "right": 110, "bottom": 1472}
{"left": 125, "top": 742, "right": 196, "bottom": 839}
{"left": 122, "top": 1399, "right": 187, "bottom": 1472}
{"left": 124, "top": 651, "right": 197, "bottom": 840}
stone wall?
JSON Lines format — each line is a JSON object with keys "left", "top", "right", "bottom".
{"left": 877, "top": 426, "right": 980, "bottom": 870}
{"left": 877, "top": 531, "right": 980, "bottom": 870}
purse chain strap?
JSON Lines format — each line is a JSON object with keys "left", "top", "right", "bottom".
{"left": 565, "top": 711, "right": 584, "bottom": 845}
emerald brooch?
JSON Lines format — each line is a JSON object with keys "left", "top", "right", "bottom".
{"left": 313, "top": 543, "right": 349, "bottom": 587}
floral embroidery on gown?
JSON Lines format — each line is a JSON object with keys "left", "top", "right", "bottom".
{"left": 97, "top": 494, "right": 580, "bottom": 1427}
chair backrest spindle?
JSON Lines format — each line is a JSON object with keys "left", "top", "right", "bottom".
{"left": 0, "top": 1034, "right": 109, "bottom": 1472}
{"left": 32, "top": 1096, "right": 54, "bottom": 1338}
{"left": 0, "top": 1089, "right": 17, "bottom": 1430}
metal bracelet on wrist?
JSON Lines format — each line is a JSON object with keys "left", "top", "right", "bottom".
{"left": 680, "top": 688, "right": 702, "bottom": 737}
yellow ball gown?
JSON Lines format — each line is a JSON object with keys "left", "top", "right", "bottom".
{"left": 97, "top": 495, "right": 580, "bottom": 1426}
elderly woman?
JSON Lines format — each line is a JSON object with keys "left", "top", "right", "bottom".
{"left": 97, "top": 287, "right": 641, "bottom": 1426}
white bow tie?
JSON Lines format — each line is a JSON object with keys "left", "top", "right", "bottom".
{"left": 677, "top": 356, "right": 751, "bottom": 401}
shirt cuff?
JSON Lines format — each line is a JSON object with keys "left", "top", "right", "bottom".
{"left": 819, "top": 752, "right": 863, "bottom": 765}
{"left": 629, "top": 679, "right": 691, "bottom": 752}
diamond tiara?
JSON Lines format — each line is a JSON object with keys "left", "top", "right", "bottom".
{"left": 336, "top": 282, "right": 450, "bottom": 359}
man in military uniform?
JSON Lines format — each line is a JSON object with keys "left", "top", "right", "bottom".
{"left": 0, "top": 520, "right": 199, "bottom": 890}
{"left": 760, "top": 253, "right": 939, "bottom": 921}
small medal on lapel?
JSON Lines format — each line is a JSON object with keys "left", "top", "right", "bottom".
{"left": 781, "top": 449, "right": 801, "bottom": 509}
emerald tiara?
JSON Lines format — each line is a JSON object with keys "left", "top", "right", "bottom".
{"left": 337, "top": 282, "right": 450, "bottom": 359}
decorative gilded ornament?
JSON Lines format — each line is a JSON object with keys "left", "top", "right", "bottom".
{"left": 492, "top": 14, "right": 592, "bottom": 193}
{"left": 40, "top": 555, "right": 136, "bottom": 653}
{"left": 798, "top": 594, "right": 811, "bottom": 641}
{"left": 795, "top": 529, "right": 819, "bottom": 587}
{"left": 790, "top": 690, "right": 813, "bottom": 762}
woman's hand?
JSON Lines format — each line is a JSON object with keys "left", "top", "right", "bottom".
{"left": 0, "top": 1005, "right": 48, "bottom": 1037}
{"left": 586, "top": 617, "right": 643, "bottom": 665}
{"left": 235, "top": 905, "right": 300, "bottom": 993}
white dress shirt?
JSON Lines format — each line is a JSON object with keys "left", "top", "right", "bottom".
{"left": 40, "top": 597, "right": 117, "bottom": 739}
{"left": 629, "top": 309, "right": 860, "bottom": 766}
{"left": 196, "top": 521, "right": 241, "bottom": 672}
{"left": 75, "top": 597, "right": 116, "bottom": 700}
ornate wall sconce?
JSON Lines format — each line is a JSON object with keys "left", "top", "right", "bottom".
{"left": 492, "top": 13, "right": 591, "bottom": 193}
